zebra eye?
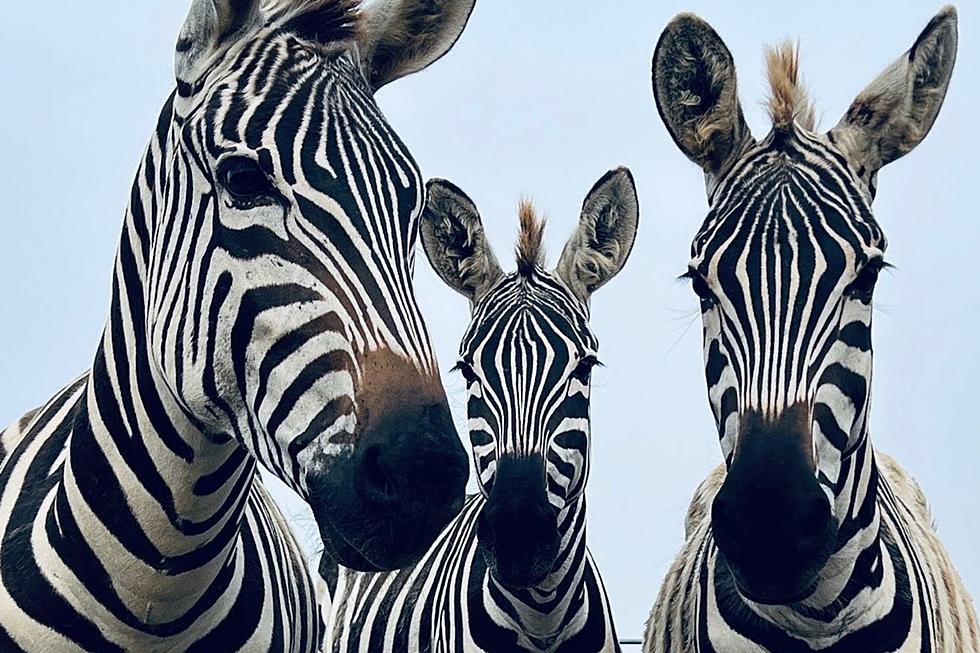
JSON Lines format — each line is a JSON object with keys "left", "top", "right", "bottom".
{"left": 573, "top": 355, "right": 600, "bottom": 381}
{"left": 217, "top": 156, "right": 276, "bottom": 206}
{"left": 452, "top": 360, "right": 479, "bottom": 385}
{"left": 847, "top": 259, "right": 886, "bottom": 299}
{"left": 686, "top": 271, "right": 717, "bottom": 306}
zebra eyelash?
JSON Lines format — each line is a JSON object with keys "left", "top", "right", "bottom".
{"left": 450, "top": 360, "right": 479, "bottom": 385}
{"left": 573, "top": 355, "right": 603, "bottom": 381}
{"left": 679, "top": 269, "right": 717, "bottom": 306}
{"left": 846, "top": 257, "right": 894, "bottom": 298}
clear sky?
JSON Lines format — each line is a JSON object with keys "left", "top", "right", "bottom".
{"left": 1, "top": 0, "right": 977, "bottom": 640}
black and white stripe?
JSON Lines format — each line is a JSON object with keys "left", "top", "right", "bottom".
{"left": 327, "top": 169, "right": 639, "bottom": 652}
{"left": 646, "top": 7, "right": 979, "bottom": 652}
{"left": 0, "top": 1, "right": 476, "bottom": 650}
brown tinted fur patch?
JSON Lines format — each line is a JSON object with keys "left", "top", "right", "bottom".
{"left": 355, "top": 348, "right": 444, "bottom": 430}
{"left": 765, "top": 40, "right": 816, "bottom": 131}
{"left": 515, "top": 199, "right": 546, "bottom": 276}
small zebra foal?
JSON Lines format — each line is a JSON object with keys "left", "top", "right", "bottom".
{"left": 645, "top": 6, "right": 979, "bottom": 652}
{"left": 326, "top": 168, "right": 639, "bottom": 652}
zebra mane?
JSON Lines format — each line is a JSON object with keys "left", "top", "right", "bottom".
{"left": 264, "top": 0, "right": 362, "bottom": 43}
{"left": 515, "top": 200, "right": 546, "bottom": 277}
{"left": 765, "top": 40, "right": 816, "bottom": 132}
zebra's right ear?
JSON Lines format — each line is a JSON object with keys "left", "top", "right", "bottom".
{"left": 652, "top": 13, "right": 753, "bottom": 179}
{"left": 828, "top": 6, "right": 957, "bottom": 182}
{"left": 175, "top": 0, "right": 260, "bottom": 85}
{"left": 357, "top": 0, "right": 476, "bottom": 92}
{"left": 421, "top": 179, "right": 502, "bottom": 305}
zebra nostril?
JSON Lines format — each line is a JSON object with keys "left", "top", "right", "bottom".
{"left": 794, "top": 494, "right": 832, "bottom": 555}
{"left": 358, "top": 446, "right": 399, "bottom": 506}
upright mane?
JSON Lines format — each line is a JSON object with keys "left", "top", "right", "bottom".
{"left": 264, "top": 0, "right": 362, "bottom": 42}
{"left": 515, "top": 199, "right": 546, "bottom": 277}
{"left": 765, "top": 40, "right": 816, "bottom": 132}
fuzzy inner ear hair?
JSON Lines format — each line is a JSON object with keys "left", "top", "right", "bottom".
{"left": 651, "top": 13, "right": 752, "bottom": 177}
{"left": 420, "top": 179, "right": 502, "bottom": 305}
{"left": 556, "top": 167, "right": 639, "bottom": 303}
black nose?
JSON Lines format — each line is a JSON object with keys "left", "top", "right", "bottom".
{"left": 476, "top": 456, "right": 560, "bottom": 588}
{"left": 355, "top": 400, "right": 468, "bottom": 514}
{"left": 308, "top": 397, "right": 469, "bottom": 572}
{"left": 712, "top": 484, "right": 832, "bottom": 561}
{"left": 710, "top": 406, "right": 838, "bottom": 603}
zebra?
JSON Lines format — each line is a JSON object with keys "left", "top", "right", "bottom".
{"left": 325, "top": 168, "right": 639, "bottom": 652}
{"left": 644, "top": 6, "right": 979, "bottom": 652}
{"left": 0, "top": 0, "right": 478, "bottom": 650}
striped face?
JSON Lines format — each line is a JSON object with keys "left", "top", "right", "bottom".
{"left": 653, "top": 9, "right": 956, "bottom": 603}
{"left": 420, "top": 169, "right": 638, "bottom": 587}
{"left": 690, "top": 130, "right": 885, "bottom": 481}
{"left": 458, "top": 270, "right": 598, "bottom": 511}
{"left": 147, "top": 0, "right": 476, "bottom": 571}
{"left": 164, "top": 45, "right": 439, "bottom": 490}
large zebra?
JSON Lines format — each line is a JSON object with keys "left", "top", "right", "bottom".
{"left": 0, "top": 0, "right": 477, "bottom": 650}
{"left": 644, "top": 6, "right": 979, "bottom": 652}
{"left": 326, "top": 168, "right": 638, "bottom": 652}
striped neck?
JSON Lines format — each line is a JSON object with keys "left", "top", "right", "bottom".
{"left": 485, "top": 498, "right": 591, "bottom": 648}
{"left": 51, "top": 101, "right": 254, "bottom": 623}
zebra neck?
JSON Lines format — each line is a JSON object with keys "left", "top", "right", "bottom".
{"left": 50, "top": 99, "right": 257, "bottom": 622}
{"left": 739, "top": 438, "right": 898, "bottom": 638}
{"left": 485, "top": 498, "right": 591, "bottom": 647}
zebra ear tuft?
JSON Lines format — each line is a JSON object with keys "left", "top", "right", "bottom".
{"left": 357, "top": 0, "right": 476, "bottom": 91}
{"left": 176, "top": 0, "right": 260, "bottom": 84}
{"left": 556, "top": 167, "right": 639, "bottom": 304}
{"left": 828, "top": 6, "right": 957, "bottom": 182}
{"left": 421, "top": 179, "right": 502, "bottom": 305}
{"left": 652, "top": 13, "right": 752, "bottom": 179}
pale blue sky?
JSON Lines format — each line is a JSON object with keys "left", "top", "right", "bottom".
{"left": 1, "top": 0, "right": 977, "bottom": 640}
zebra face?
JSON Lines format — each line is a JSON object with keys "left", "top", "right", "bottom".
{"left": 420, "top": 169, "right": 639, "bottom": 587}
{"left": 154, "top": 0, "right": 476, "bottom": 572}
{"left": 458, "top": 269, "right": 599, "bottom": 507}
{"left": 652, "top": 10, "right": 956, "bottom": 603}
{"left": 687, "top": 137, "right": 883, "bottom": 602}
{"left": 687, "top": 135, "right": 885, "bottom": 466}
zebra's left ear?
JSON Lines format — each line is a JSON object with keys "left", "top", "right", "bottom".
{"left": 828, "top": 6, "right": 957, "bottom": 181}
{"left": 556, "top": 167, "right": 639, "bottom": 303}
{"left": 357, "top": 0, "right": 476, "bottom": 92}
{"left": 175, "top": 0, "right": 260, "bottom": 84}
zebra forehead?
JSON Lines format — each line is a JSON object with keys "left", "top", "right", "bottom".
{"left": 692, "top": 139, "right": 885, "bottom": 265}
{"left": 461, "top": 273, "right": 595, "bottom": 358}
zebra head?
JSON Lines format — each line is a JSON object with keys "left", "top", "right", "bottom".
{"left": 420, "top": 169, "right": 638, "bottom": 588}
{"left": 152, "top": 0, "right": 475, "bottom": 571}
{"left": 652, "top": 8, "right": 957, "bottom": 603}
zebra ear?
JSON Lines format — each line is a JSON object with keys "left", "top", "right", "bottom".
{"left": 421, "top": 179, "right": 502, "bottom": 305}
{"left": 175, "top": 0, "right": 260, "bottom": 84}
{"left": 556, "top": 167, "right": 639, "bottom": 303}
{"left": 828, "top": 6, "right": 957, "bottom": 181}
{"left": 651, "top": 13, "right": 752, "bottom": 179}
{"left": 358, "top": 0, "right": 476, "bottom": 92}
